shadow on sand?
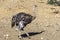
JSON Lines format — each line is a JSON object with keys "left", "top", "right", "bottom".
{"left": 21, "top": 31, "right": 45, "bottom": 38}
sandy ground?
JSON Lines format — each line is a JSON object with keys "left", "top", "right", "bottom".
{"left": 0, "top": 0, "right": 60, "bottom": 40}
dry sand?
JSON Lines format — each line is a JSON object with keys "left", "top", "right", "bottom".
{"left": 0, "top": 0, "right": 60, "bottom": 40}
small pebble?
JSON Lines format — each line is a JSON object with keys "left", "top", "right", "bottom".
{"left": 4, "top": 34, "right": 9, "bottom": 39}
{"left": 41, "top": 37, "right": 43, "bottom": 40}
{"left": 4, "top": 34, "right": 9, "bottom": 37}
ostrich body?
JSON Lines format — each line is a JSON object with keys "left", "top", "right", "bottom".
{"left": 11, "top": 12, "right": 35, "bottom": 39}
{"left": 11, "top": 5, "right": 37, "bottom": 39}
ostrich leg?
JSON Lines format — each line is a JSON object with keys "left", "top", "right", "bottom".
{"left": 23, "top": 30, "right": 30, "bottom": 39}
{"left": 18, "top": 30, "right": 30, "bottom": 39}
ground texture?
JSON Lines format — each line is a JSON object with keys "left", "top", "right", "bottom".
{"left": 0, "top": 0, "right": 60, "bottom": 40}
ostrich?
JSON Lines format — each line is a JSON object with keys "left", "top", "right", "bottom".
{"left": 11, "top": 5, "right": 37, "bottom": 39}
